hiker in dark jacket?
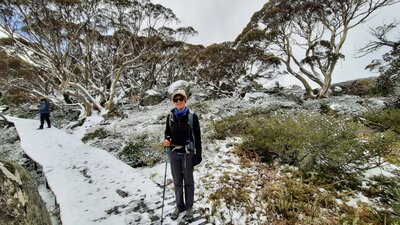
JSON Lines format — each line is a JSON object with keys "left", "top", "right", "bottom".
{"left": 37, "top": 98, "right": 51, "bottom": 130}
{"left": 163, "top": 89, "right": 202, "bottom": 221}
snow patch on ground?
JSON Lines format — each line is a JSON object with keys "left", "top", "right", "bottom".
{"left": 364, "top": 163, "right": 399, "bottom": 178}
{"left": 68, "top": 113, "right": 104, "bottom": 140}
{"left": 346, "top": 192, "right": 372, "bottom": 207}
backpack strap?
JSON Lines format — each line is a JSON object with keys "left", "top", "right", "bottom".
{"left": 189, "top": 112, "right": 194, "bottom": 132}
{"left": 169, "top": 112, "right": 174, "bottom": 129}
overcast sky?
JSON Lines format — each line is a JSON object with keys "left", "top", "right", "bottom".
{"left": 152, "top": 0, "right": 400, "bottom": 85}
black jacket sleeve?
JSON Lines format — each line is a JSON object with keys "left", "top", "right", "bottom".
{"left": 193, "top": 113, "right": 202, "bottom": 154}
{"left": 192, "top": 113, "right": 202, "bottom": 166}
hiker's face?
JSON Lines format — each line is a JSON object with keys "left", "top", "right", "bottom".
{"left": 173, "top": 95, "right": 186, "bottom": 110}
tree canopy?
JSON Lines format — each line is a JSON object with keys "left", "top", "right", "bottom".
{"left": 235, "top": 0, "right": 399, "bottom": 98}
{"left": 0, "top": 0, "right": 196, "bottom": 115}
{"left": 361, "top": 21, "right": 400, "bottom": 95}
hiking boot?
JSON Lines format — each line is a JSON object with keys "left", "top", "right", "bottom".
{"left": 185, "top": 208, "right": 194, "bottom": 221}
{"left": 170, "top": 207, "right": 183, "bottom": 220}
{"left": 37, "top": 127, "right": 43, "bottom": 130}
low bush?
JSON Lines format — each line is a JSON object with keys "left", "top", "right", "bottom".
{"left": 81, "top": 128, "right": 109, "bottom": 143}
{"left": 213, "top": 111, "right": 396, "bottom": 174}
{"left": 0, "top": 88, "right": 35, "bottom": 105}
{"left": 207, "top": 171, "right": 255, "bottom": 222}
{"left": 210, "top": 111, "right": 399, "bottom": 224}
{"left": 363, "top": 107, "right": 400, "bottom": 134}
{"left": 363, "top": 175, "right": 400, "bottom": 205}
{"left": 211, "top": 108, "right": 278, "bottom": 140}
{"left": 118, "top": 135, "right": 162, "bottom": 168}
{"left": 211, "top": 112, "right": 251, "bottom": 140}
{"left": 348, "top": 78, "right": 385, "bottom": 96}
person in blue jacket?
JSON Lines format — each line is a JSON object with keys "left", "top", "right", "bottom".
{"left": 37, "top": 98, "right": 51, "bottom": 130}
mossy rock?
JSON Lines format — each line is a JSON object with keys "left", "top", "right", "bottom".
{"left": 0, "top": 160, "right": 51, "bottom": 225}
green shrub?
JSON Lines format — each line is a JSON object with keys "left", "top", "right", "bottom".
{"left": 349, "top": 79, "right": 379, "bottom": 96}
{"left": 363, "top": 108, "right": 400, "bottom": 134}
{"left": 81, "top": 128, "right": 109, "bottom": 143}
{"left": 0, "top": 88, "right": 35, "bottom": 105}
{"left": 362, "top": 175, "right": 400, "bottom": 222}
{"left": 118, "top": 135, "right": 162, "bottom": 168}
{"left": 211, "top": 108, "right": 278, "bottom": 140}
{"left": 363, "top": 175, "right": 400, "bottom": 205}
{"left": 240, "top": 112, "right": 395, "bottom": 173}
{"left": 212, "top": 112, "right": 252, "bottom": 140}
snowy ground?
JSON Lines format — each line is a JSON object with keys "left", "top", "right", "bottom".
{"left": 3, "top": 93, "right": 399, "bottom": 225}
{"left": 3, "top": 94, "right": 297, "bottom": 225}
{"left": 6, "top": 116, "right": 210, "bottom": 225}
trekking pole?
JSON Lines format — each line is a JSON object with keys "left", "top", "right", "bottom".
{"left": 160, "top": 145, "right": 170, "bottom": 225}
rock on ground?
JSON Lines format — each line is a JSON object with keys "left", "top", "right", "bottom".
{"left": 0, "top": 160, "right": 52, "bottom": 225}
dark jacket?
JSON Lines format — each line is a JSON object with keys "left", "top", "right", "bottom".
{"left": 165, "top": 108, "right": 202, "bottom": 165}
{"left": 39, "top": 102, "right": 50, "bottom": 114}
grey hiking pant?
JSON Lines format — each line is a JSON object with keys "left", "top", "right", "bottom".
{"left": 168, "top": 151, "right": 194, "bottom": 210}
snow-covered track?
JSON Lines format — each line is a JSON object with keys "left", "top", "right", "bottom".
{"left": 7, "top": 117, "right": 162, "bottom": 225}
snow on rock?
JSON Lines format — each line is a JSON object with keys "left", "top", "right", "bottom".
{"left": 334, "top": 86, "right": 343, "bottom": 92}
{"left": 6, "top": 116, "right": 171, "bottom": 225}
{"left": 167, "top": 80, "right": 190, "bottom": 96}
{"left": 303, "top": 95, "right": 388, "bottom": 116}
{"left": 243, "top": 92, "right": 269, "bottom": 101}
{"left": 145, "top": 89, "right": 160, "bottom": 96}
{"left": 365, "top": 98, "right": 387, "bottom": 108}
{"left": 0, "top": 162, "right": 22, "bottom": 185}
{"left": 0, "top": 105, "right": 8, "bottom": 112}
{"left": 0, "top": 126, "right": 26, "bottom": 164}
{"left": 141, "top": 90, "right": 164, "bottom": 106}
{"left": 67, "top": 113, "right": 104, "bottom": 140}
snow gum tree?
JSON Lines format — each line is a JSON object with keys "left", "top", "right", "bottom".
{"left": 191, "top": 42, "right": 279, "bottom": 95}
{"left": 0, "top": 0, "right": 195, "bottom": 116}
{"left": 360, "top": 22, "right": 400, "bottom": 96}
{"left": 194, "top": 42, "right": 247, "bottom": 93}
{"left": 0, "top": 50, "right": 45, "bottom": 103}
{"left": 235, "top": 0, "right": 399, "bottom": 98}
